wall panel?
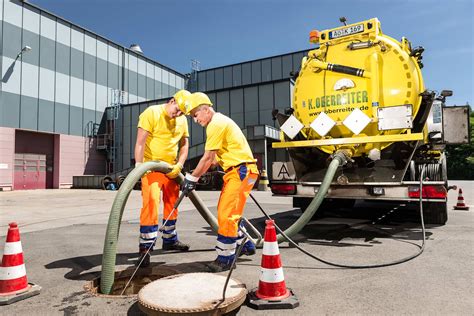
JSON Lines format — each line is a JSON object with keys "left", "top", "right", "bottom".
{"left": 198, "top": 71, "right": 206, "bottom": 91}
{"left": 83, "top": 81, "right": 96, "bottom": 110}
{"left": 20, "top": 62, "right": 38, "bottom": 98}
{"left": 70, "top": 77, "right": 83, "bottom": 108}
{"left": 214, "top": 68, "right": 223, "bottom": 90}
{"left": 56, "top": 20, "right": 70, "bottom": 46}
{"left": 40, "top": 12, "right": 56, "bottom": 41}
{"left": 282, "top": 55, "right": 292, "bottom": 78}
{"left": 55, "top": 72, "right": 69, "bottom": 105}
{"left": 39, "top": 67, "right": 55, "bottom": 102}
{"left": 216, "top": 91, "right": 230, "bottom": 115}
{"left": 258, "top": 83, "right": 273, "bottom": 110}
{"left": 271, "top": 57, "right": 282, "bottom": 80}
{"left": 251, "top": 61, "right": 261, "bottom": 84}
{"left": 54, "top": 102, "right": 69, "bottom": 133}
{"left": 20, "top": 95, "right": 38, "bottom": 130}
{"left": 4, "top": 0, "right": 22, "bottom": 27}
{"left": 37, "top": 100, "right": 54, "bottom": 132}
{"left": 22, "top": 6, "right": 40, "bottom": 34}
{"left": 232, "top": 65, "right": 241, "bottom": 87}
{"left": 244, "top": 86, "right": 258, "bottom": 126}
{"left": 206, "top": 70, "right": 214, "bottom": 90}
{"left": 261, "top": 59, "right": 271, "bottom": 82}
{"left": 69, "top": 105, "right": 82, "bottom": 136}
{"left": 223, "top": 66, "right": 232, "bottom": 88}
{"left": 2, "top": 23, "right": 21, "bottom": 60}
{"left": 71, "top": 27, "right": 84, "bottom": 51}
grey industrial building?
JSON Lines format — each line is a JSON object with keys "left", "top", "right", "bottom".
{"left": 0, "top": 0, "right": 307, "bottom": 190}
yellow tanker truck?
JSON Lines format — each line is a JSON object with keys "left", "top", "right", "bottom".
{"left": 271, "top": 18, "right": 470, "bottom": 225}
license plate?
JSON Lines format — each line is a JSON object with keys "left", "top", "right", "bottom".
{"left": 329, "top": 24, "right": 364, "bottom": 39}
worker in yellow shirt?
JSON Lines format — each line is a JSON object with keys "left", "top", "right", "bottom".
{"left": 182, "top": 92, "right": 259, "bottom": 272}
{"left": 134, "top": 89, "right": 191, "bottom": 267}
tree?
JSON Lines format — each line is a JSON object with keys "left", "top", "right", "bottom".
{"left": 446, "top": 106, "right": 474, "bottom": 180}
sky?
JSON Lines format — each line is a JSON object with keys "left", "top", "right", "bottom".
{"left": 31, "top": 0, "right": 473, "bottom": 106}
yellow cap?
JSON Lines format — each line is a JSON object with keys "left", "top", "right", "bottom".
{"left": 173, "top": 90, "right": 191, "bottom": 113}
{"left": 185, "top": 92, "right": 213, "bottom": 115}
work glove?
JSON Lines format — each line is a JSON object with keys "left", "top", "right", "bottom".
{"left": 165, "top": 163, "right": 184, "bottom": 179}
{"left": 182, "top": 173, "right": 199, "bottom": 196}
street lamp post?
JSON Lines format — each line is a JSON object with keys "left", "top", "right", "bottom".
{"left": 16, "top": 45, "right": 32, "bottom": 60}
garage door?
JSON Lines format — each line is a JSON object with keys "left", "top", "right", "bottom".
{"left": 14, "top": 154, "right": 47, "bottom": 190}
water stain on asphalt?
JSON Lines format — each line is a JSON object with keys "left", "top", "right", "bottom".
{"left": 59, "top": 305, "right": 78, "bottom": 315}
{"left": 61, "top": 290, "right": 88, "bottom": 304}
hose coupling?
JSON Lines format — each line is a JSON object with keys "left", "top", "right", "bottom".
{"left": 331, "top": 149, "right": 353, "bottom": 166}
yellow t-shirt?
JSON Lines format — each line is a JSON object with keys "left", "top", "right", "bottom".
{"left": 138, "top": 104, "right": 189, "bottom": 164}
{"left": 205, "top": 113, "right": 256, "bottom": 171}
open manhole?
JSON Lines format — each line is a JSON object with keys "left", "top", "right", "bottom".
{"left": 84, "top": 266, "right": 180, "bottom": 297}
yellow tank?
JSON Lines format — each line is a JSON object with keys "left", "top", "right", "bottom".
{"left": 293, "top": 18, "right": 424, "bottom": 157}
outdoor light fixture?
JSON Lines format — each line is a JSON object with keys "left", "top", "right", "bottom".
{"left": 16, "top": 46, "right": 32, "bottom": 59}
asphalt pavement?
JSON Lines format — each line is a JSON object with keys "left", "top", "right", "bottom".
{"left": 0, "top": 181, "right": 472, "bottom": 315}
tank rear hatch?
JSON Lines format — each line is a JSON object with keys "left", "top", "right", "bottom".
{"left": 293, "top": 18, "right": 425, "bottom": 157}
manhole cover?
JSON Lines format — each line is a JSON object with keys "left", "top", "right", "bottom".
{"left": 138, "top": 272, "right": 247, "bottom": 315}
{"left": 84, "top": 266, "right": 180, "bottom": 297}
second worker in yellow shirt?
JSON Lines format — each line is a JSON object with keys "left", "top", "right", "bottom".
{"left": 134, "top": 89, "right": 191, "bottom": 268}
{"left": 182, "top": 92, "right": 259, "bottom": 272}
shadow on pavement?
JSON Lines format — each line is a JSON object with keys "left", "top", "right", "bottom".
{"left": 246, "top": 205, "right": 432, "bottom": 247}
{"left": 127, "top": 302, "right": 146, "bottom": 316}
{"left": 45, "top": 249, "right": 216, "bottom": 281}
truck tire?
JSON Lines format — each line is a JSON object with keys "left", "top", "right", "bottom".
{"left": 422, "top": 201, "right": 448, "bottom": 225}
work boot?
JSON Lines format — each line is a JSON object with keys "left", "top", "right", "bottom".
{"left": 238, "top": 240, "right": 256, "bottom": 257}
{"left": 206, "top": 258, "right": 236, "bottom": 273}
{"left": 162, "top": 240, "right": 190, "bottom": 252}
{"left": 135, "top": 251, "right": 150, "bottom": 268}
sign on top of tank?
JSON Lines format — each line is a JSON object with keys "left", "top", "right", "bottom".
{"left": 316, "top": 18, "right": 381, "bottom": 44}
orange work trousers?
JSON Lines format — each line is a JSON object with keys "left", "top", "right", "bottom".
{"left": 139, "top": 172, "right": 179, "bottom": 250}
{"left": 217, "top": 164, "right": 259, "bottom": 238}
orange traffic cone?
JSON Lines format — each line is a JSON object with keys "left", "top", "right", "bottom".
{"left": 0, "top": 222, "right": 41, "bottom": 305}
{"left": 248, "top": 219, "right": 299, "bottom": 310}
{"left": 454, "top": 188, "right": 469, "bottom": 210}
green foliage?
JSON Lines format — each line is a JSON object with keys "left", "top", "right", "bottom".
{"left": 446, "top": 112, "right": 474, "bottom": 180}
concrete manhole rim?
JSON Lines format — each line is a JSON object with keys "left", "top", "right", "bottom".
{"left": 137, "top": 272, "right": 247, "bottom": 314}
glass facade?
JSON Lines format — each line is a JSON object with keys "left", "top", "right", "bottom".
{"left": 0, "top": 0, "right": 185, "bottom": 137}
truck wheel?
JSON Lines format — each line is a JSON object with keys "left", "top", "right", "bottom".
{"left": 422, "top": 202, "right": 448, "bottom": 225}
